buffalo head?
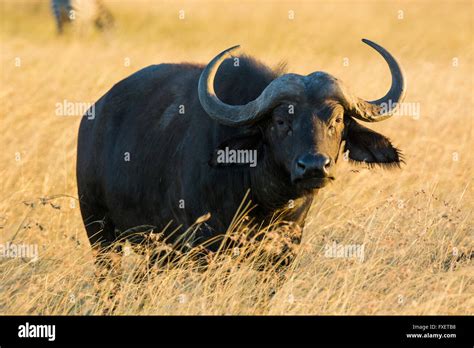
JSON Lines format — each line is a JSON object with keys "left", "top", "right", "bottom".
{"left": 199, "top": 39, "right": 406, "bottom": 191}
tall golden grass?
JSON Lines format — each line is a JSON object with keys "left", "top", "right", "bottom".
{"left": 0, "top": 0, "right": 472, "bottom": 315}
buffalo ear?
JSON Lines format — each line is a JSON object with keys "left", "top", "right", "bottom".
{"left": 209, "top": 129, "right": 262, "bottom": 167}
{"left": 344, "top": 119, "right": 403, "bottom": 168}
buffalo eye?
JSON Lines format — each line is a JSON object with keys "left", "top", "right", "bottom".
{"left": 274, "top": 117, "right": 288, "bottom": 130}
{"left": 273, "top": 116, "right": 291, "bottom": 136}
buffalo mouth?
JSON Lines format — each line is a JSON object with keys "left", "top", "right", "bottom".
{"left": 293, "top": 176, "right": 335, "bottom": 190}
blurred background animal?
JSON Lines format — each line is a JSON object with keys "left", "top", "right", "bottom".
{"left": 51, "top": 0, "right": 114, "bottom": 34}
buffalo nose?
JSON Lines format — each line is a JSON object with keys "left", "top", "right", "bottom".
{"left": 295, "top": 154, "right": 331, "bottom": 179}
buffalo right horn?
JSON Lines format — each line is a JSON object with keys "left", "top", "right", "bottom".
{"left": 347, "top": 39, "right": 407, "bottom": 122}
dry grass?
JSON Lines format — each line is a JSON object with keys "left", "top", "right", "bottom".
{"left": 0, "top": 0, "right": 472, "bottom": 315}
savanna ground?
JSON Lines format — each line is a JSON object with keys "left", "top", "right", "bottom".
{"left": 0, "top": 0, "right": 472, "bottom": 315}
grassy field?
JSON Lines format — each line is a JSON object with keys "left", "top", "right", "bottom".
{"left": 0, "top": 0, "right": 472, "bottom": 315}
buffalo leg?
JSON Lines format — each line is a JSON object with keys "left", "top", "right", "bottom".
{"left": 79, "top": 201, "right": 122, "bottom": 311}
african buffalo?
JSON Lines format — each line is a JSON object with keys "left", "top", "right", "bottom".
{"left": 77, "top": 39, "right": 405, "bottom": 266}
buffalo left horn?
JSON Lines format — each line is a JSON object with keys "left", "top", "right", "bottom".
{"left": 198, "top": 45, "right": 307, "bottom": 127}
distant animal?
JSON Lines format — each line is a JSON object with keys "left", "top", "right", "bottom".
{"left": 77, "top": 39, "right": 405, "bottom": 269}
{"left": 51, "top": 0, "right": 113, "bottom": 34}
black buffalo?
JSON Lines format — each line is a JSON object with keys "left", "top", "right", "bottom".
{"left": 77, "top": 39, "right": 405, "bottom": 266}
